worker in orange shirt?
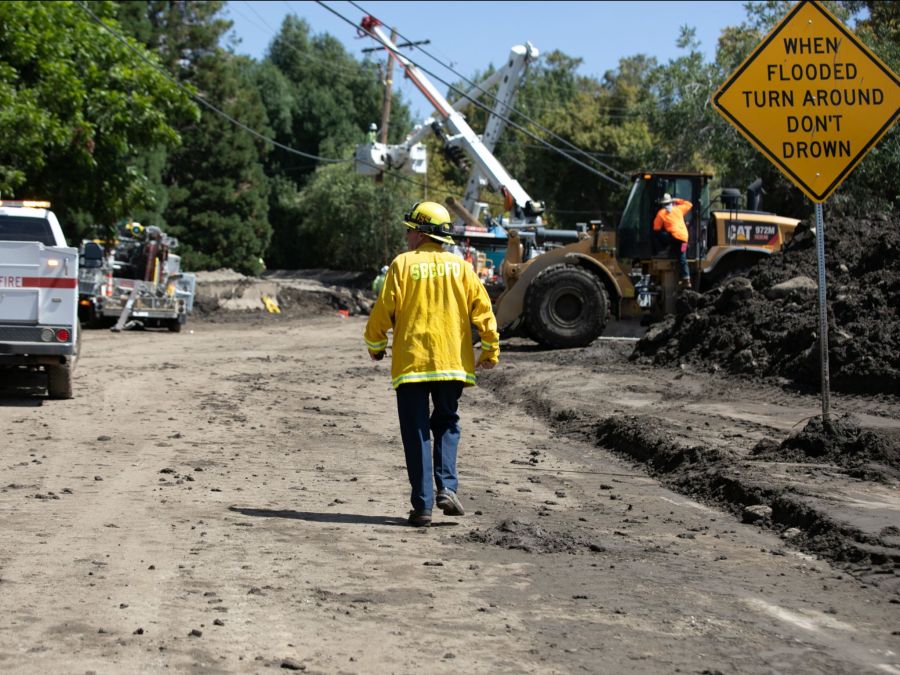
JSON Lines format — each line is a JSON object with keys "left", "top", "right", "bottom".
{"left": 653, "top": 193, "right": 692, "bottom": 285}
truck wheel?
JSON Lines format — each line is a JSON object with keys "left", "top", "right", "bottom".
{"left": 47, "top": 364, "right": 73, "bottom": 400}
{"left": 167, "top": 317, "right": 183, "bottom": 333}
{"left": 524, "top": 264, "right": 609, "bottom": 348}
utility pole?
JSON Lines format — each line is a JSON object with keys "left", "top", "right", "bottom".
{"left": 374, "top": 28, "right": 397, "bottom": 187}
{"left": 379, "top": 27, "right": 397, "bottom": 146}
{"left": 361, "top": 30, "right": 430, "bottom": 260}
{"left": 361, "top": 31, "right": 430, "bottom": 153}
{"left": 375, "top": 28, "right": 397, "bottom": 261}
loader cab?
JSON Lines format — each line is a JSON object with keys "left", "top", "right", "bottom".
{"left": 616, "top": 172, "right": 711, "bottom": 261}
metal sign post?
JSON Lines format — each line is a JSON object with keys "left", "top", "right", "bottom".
{"left": 712, "top": 0, "right": 899, "bottom": 427}
{"left": 814, "top": 202, "right": 830, "bottom": 424}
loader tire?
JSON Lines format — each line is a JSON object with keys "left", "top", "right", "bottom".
{"left": 47, "top": 363, "right": 73, "bottom": 400}
{"left": 524, "top": 264, "right": 609, "bottom": 348}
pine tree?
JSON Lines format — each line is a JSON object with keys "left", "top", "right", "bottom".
{"left": 163, "top": 54, "right": 271, "bottom": 274}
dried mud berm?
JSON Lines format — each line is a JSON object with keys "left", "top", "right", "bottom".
{"left": 632, "top": 214, "right": 900, "bottom": 396}
{"left": 751, "top": 414, "right": 900, "bottom": 482}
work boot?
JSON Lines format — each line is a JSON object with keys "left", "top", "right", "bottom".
{"left": 436, "top": 489, "right": 465, "bottom": 516}
{"left": 407, "top": 509, "right": 432, "bottom": 527}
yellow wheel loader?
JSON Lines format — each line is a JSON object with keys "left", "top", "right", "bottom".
{"left": 494, "top": 171, "right": 800, "bottom": 348}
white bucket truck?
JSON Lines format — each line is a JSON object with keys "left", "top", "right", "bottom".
{"left": 0, "top": 200, "right": 80, "bottom": 398}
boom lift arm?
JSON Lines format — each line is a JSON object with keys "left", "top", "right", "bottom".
{"left": 357, "top": 16, "right": 545, "bottom": 225}
{"left": 460, "top": 42, "right": 539, "bottom": 223}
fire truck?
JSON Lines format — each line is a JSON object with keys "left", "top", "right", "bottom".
{"left": 0, "top": 200, "right": 80, "bottom": 398}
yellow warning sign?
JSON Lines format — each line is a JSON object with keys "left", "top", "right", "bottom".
{"left": 713, "top": 0, "right": 899, "bottom": 203}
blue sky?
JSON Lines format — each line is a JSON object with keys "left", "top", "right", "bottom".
{"left": 222, "top": 1, "right": 750, "bottom": 120}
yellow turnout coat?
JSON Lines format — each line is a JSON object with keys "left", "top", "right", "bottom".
{"left": 364, "top": 242, "right": 499, "bottom": 388}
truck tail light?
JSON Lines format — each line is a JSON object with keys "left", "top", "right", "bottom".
{"left": 55, "top": 328, "right": 70, "bottom": 342}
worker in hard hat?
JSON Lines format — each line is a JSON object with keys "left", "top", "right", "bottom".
{"left": 366, "top": 122, "right": 378, "bottom": 143}
{"left": 364, "top": 201, "right": 500, "bottom": 527}
{"left": 653, "top": 193, "right": 693, "bottom": 285}
{"left": 372, "top": 265, "right": 389, "bottom": 296}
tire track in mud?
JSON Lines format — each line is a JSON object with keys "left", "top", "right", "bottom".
{"left": 480, "top": 355, "right": 900, "bottom": 589}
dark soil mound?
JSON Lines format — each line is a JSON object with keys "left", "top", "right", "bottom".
{"left": 631, "top": 214, "right": 900, "bottom": 395}
{"left": 750, "top": 415, "right": 900, "bottom": 481}
{"left": 465, "top": 519, "right": 604, "bottom": 554}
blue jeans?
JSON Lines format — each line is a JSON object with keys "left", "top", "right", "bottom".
{"left": 653, "top": 230, "right": 690, "bottom": 279}
{"left": 396, "top": 381, "right": 464, "bottom": 511}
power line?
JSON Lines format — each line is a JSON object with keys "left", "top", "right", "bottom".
{"left": 495, "top": 139, "right": 632, "bottom": 160}
{"left": 76, "top": 1, "right": 454, "bottom": 202}
{"left": 344, "top": 0, "right": 630, "bottom": 183}
{"left": 79, "top": 1, "right": 586, "bottom": 218}
{"left": 78, "top": 1, "right": 348, "bottom": 166}
{"left": 313, "top": 0, "right": 628, "bottom": 189}
{"left": 233, "top": 0, "right": 376, "bottom": 78}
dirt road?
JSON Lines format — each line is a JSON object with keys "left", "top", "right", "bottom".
{"left": 1, "top": 315, "right": 898, "bottom": 673}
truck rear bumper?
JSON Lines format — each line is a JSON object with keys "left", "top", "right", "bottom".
{"left": 0, "top": 324, "right": 75, "bottom": 356}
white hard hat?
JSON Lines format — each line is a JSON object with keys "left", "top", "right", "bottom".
{"left": 659, "top": 193, "right": 674, "bottom": 205}
{"left": 369, "top": 123, "right": 378, "bottom": 131}
{"left": 380, "top": 265, "right": 389, "bottom": 274}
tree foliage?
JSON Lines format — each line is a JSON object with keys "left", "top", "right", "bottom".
{"left": 114, "top": 0, "right": 271, "bottom": 274}
{"left": 259, "top": 16, "right": 414, "bottom": 268}
{"left": 0, "top": 0, "right": 194, "bottom": 236}
{"left": 112, "top": 0, "right": 233, "bottom": 231}
{"left": 163, "top": 54, "right": 272, "bottom": 275}
{"left": 291, "top": 162, "right": 414, "bottom": 271}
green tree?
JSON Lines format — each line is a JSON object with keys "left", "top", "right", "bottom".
{"left": 266, "top": 16, "right": 410, "bottom": 163}
{"left": 112, "top": 0, "right": 233, "bottom": 229}
{"left": 0, "top": 0, "right": 194, "bottom": 237}
{"left": 484, "top": 50, "right": 640, "bottom": 226}
{"left": 113, "top": 0, "right": 272, "bottom": 272}
{"left": 831, "top": 0, "right": 900, "bottom": 214}
{"left": 260, "top": 15, "right": 413, "bottom": 267}
{"left": 114, "top": 0, "right": 232, "bottom": 77}
{"left": 292, "top": 162, "right": 414, "bottom": 271}
{"left": 163, "top": 54, "right": 271, "bottom": 274}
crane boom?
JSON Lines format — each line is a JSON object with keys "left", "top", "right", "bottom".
{"left": 360, "top": 16, "right": 544, "bottom": 225}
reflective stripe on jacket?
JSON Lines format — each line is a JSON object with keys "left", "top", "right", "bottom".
{"left": 653, "top": 199, "right": 692, "bottom": 243}
{"left": 364, "top": 242, "right": 500, "bottom": 389}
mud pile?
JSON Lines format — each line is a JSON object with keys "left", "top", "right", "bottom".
{"left": 193, "top": 269, "right": 374, "bottom": 320}
{"left": 750, "top": 414, "right": 900, "bottom": 481}
{"left": 632, "top": 214, "right": 900, "bottom": 395}
{"left": 466, "top": 520, "right": 605, "bottom": 554}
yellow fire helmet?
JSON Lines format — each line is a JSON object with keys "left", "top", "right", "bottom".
{"left": 127, "top": 222, "right": 145, "bottom": 238}
{"left": 403, "top": 201, "right": 454, "bottom": 245}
